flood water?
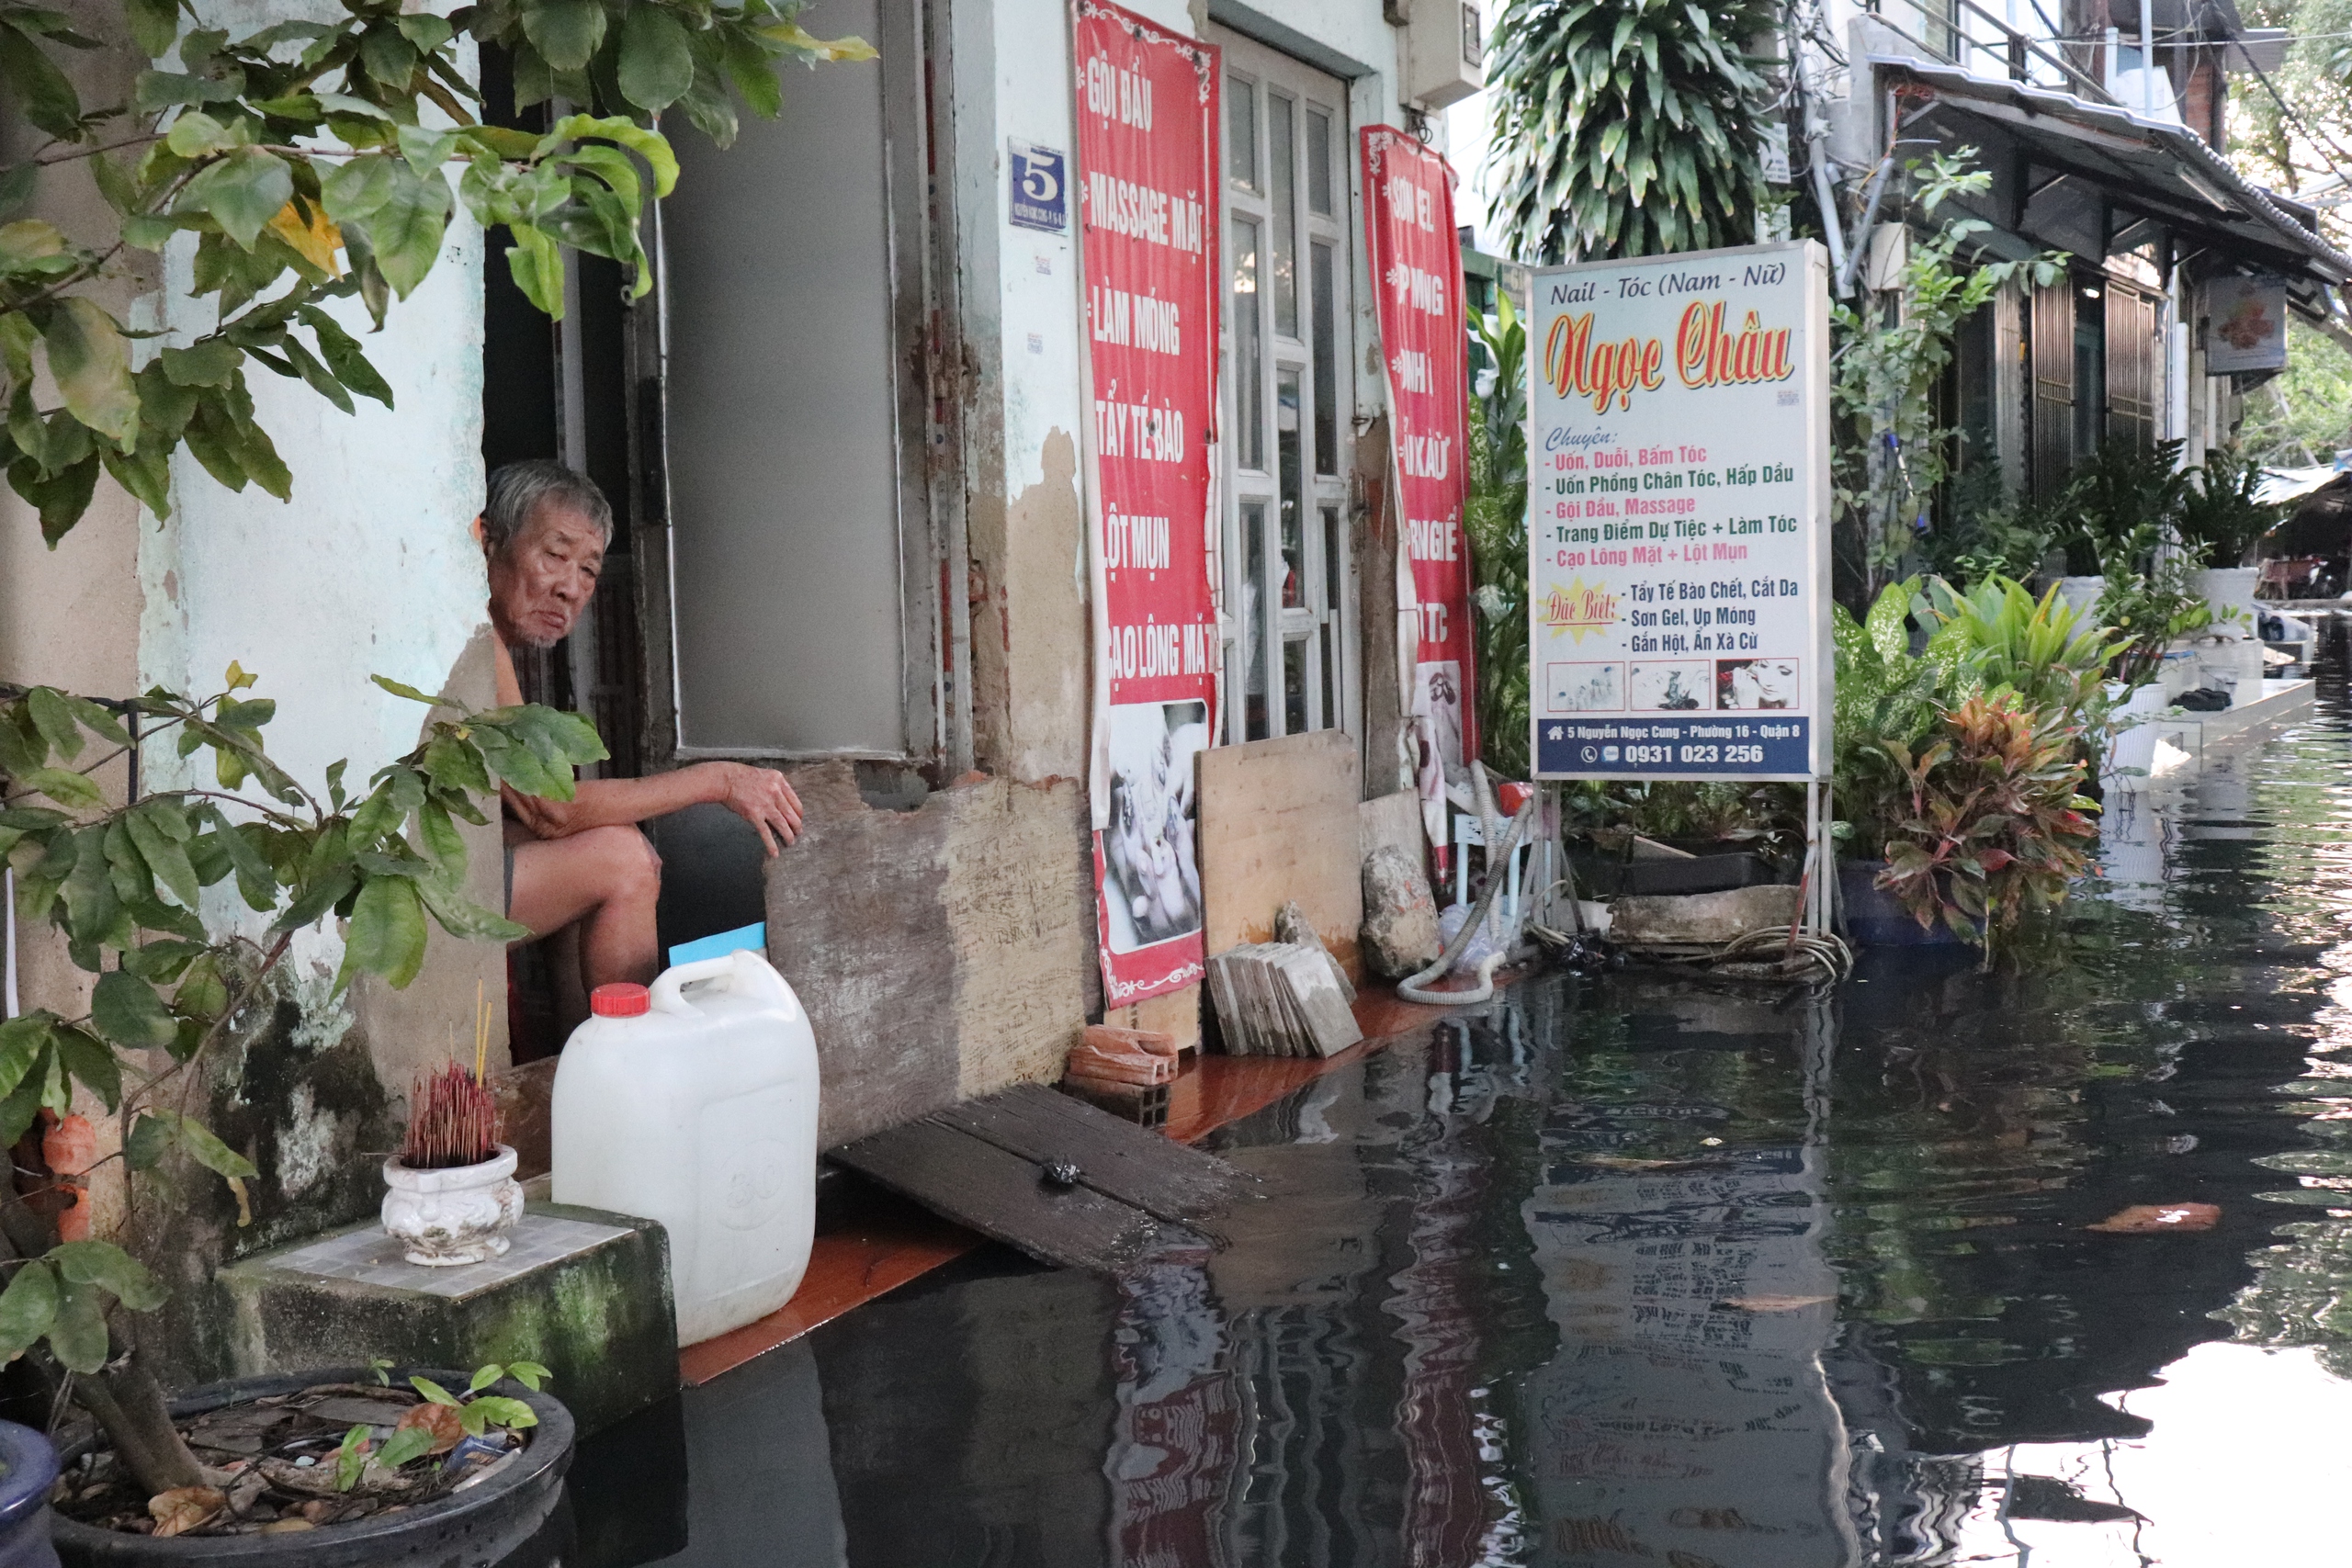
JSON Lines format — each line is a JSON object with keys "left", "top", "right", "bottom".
{"left": 561, "top": 631, "right": 2352, "bottom": 1568}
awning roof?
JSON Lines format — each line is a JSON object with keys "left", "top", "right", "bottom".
{"left": 1869, "top": 54, "right": 2352, "bottom": 290}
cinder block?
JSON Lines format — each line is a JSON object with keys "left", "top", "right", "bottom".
{"left": 215, "top": 1203, "right": 678, "bottom": 1437}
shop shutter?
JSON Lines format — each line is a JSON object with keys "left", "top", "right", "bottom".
{"left": 2106, "top": 283, "right": 2160, "bottom": 449}
{"left": 2030, "top": 278, "right": 2075, "bottom": 498}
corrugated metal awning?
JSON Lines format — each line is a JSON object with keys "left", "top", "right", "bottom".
{"left": 1869, "top": 54, "right": 2352, "bottom": 289}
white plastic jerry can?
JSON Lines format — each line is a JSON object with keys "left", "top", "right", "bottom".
{"left": 550, "top": 950, "right": 821, "bottom": 1347}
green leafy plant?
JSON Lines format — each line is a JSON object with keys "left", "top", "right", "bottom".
{"left": 1874, "top": 691, "right": 2100, "bottom": 965}
{"left": 412, "top": 1359, "right": 548, "bottom": 1438}
{"left": 2059, "top": 438, "right": 2199, "bottom": 577}
{"left": 1485, "top": 0, "right": 1773, "bottom": 263}
{"left": 1, "top": 0, "right": 872, "bottom": 545}
{"left": 1922, "top": 461, "right": 2066, "bottom": 586}
{"left": 1917, "top": 574, "right": 2120, "bottom": 740}
{"left": 1464, "top": 290, "right": 1529, "bottom": 780}
{"left": 0, "top": 669, "right": 599, "bottom": 1495}
{"left": 1831, "top": 152, "right": 2065, "bottom": 598}
{"left": 2176, "top": 445, "right": 2284, "bottom": 569}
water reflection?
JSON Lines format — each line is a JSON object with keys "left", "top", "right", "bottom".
{"left": 547, "top": 636, "right": 2352, "bottom": 1567}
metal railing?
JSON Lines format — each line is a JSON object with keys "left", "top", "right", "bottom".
{"left": 1863, "top": 0, "right": 2124, "bottom": 108}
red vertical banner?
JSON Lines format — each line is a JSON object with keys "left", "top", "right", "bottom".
{"left": 1075, "top": 0, "right": 1222, "bottom": 1005}
{"left": 1361, "top": 128, "right": 1476, "bottom": 833}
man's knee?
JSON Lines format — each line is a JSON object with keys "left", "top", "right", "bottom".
{"left": 583, "top": 826, "right": 662, "bottom": 903}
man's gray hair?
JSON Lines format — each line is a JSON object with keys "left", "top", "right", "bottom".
{"left": 482, "top": 460, "right": 614, "bottom": 556}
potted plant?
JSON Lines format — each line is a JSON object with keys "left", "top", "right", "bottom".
{"left": 46, "top": 1362, "right": 568, "bottom": 1562}
{"left": 0, "top": 671, "right": 602, "bottom": 1559}
{"left": 1873, "top": 692, "right": 2102, "bottom": 968}
{"left": 381, "top": 1064, "right": 523, "bottom": 1268}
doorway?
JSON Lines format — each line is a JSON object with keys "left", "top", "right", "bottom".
{"left": 1214, "top": 30, "right": 1358, "bottom": 747}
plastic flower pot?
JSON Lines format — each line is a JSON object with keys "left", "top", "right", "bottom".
{"left": 0, "top": 1419, "right": 62, "bottom": 1568}
{"left": 1837, "top": 861, "right": 1969, "bottom": 948}
{"left": 50, "top": 1368, "right": 571, "bottom": 1568}
{"left": 2101, "top": 682, "right": 2172, "bottom": 786}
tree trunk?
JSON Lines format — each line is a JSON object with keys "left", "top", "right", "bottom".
{"left": 71, "top": 1359, "right": 211, "bottom": 1495}
{"left": 0, "top": 1195, "right": 211, "bottom": 1496}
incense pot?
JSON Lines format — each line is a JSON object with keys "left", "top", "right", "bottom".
{"left": 380, "top": 1145, "right": 526, "bottom": 1266}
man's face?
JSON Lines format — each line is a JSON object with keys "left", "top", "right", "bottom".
{"left": 488, "top": 505, "right": 605, "bottom": 649}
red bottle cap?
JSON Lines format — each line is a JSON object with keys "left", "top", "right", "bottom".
{"left": 590, "top": 983, "right": 650, "bottom": 1018}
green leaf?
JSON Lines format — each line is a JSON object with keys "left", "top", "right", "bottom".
{"left": 356, "top": 164, "right": 452, "bottom": 299}
{"left": 169, "top": 1112, "right": 257, "bottom": 1180}
{"left": 523, "top": 0, "right": 605, "bottom": 71}
{"left": 124, "top": 1113, "right": 172, "bottom": 1171}
{"left": 159, "top": 336, "right": 240, "bottom": 387}
{"left": 416, "top": 800, "right": 465, "bottom": 868}
{"left": 417, "top": 873, "right": 528, "bottom": 943}
{"left": 25, "top": 688, "right": 82, "bottom": 762}
{"left": 126, "top": 802, "right": 200, "bottom": 908}
{"left": 52, "top": 1023, "right": 120, "bottom": 1110}
{"left": 0, "top": 1017, "right": 49, "bottom": 1102}
{"left": 51, "top": 1240, "right": 166, "bottom": 1311}
{"left": 358, "top": 26, "right": 417, "bottom": 86}
{"left": 17, "top": 767, "right": 100, "bottom": 808}
{"left": 410, "top": 1375, "right": 461, "bottom": 1407}
{"left": 177, "top": 147, "right": 294, "bottom": 250}
{"left": 467, "top": 1364, "right": 503, "bottom": 1393}
{"left": 616, "top": 5, "right": 695, "bottom": 110}
{"left": 0, "top": 1261, "right": 60, "bottom": 1364}
{"left": 466, "top": 1395, "right": 537, "bottom": 1430}
{"left": 123, "top": 0, "right": 179, "bottom": 58}
{"left": 0, "top": 21, "right": 85, "bottom": 139}
{"left": 334, "top": 1426, "right": 369, "bottom": 1492}
{"left": 503, "top": 224, "right": 564, "bottom": 319}
{"left": 92, "top": 968, "right": 178, "bottom": 1050}
{"left": 394, "top": 12, "right": 453, "bottom": 53}
{"left": 47, "top": 1277, "right": 108, "bottom": 1374}
{"left": 544, "top": 113, "right": 679, "bottom": 198}
{"left": 375, "top": 1426, "right": 435, "bottom": 1471}
{"left": 335, "top": 872, "right": 427, "bottom": 992}
{"left": 502, "top": 1359, "right": 551, "bottom": 1391}
{"left": 42, "top": 299, "right": 140, "bottom": 446}
{"left": 0, "top": 1043, "right": 49, "bottom": 1151}
{"left": 369, "top": 674, "right": 441, "bottom": 705}
{"left": 298, "top": 310, "right": 393, "bottom": 409}
{"left": 164, "top": 108, "right": 239, "bottom": 156}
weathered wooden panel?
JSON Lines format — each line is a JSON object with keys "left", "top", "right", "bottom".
{"left": 764, "top": 766, "right": 1091, "bottom": 1148}
{"left": 929, "top": 1085, "right": 1260, "bottom": 1227}
{"left": 830, "top": 1118, "right": 1187, "bottom": 1272}
{"left": 1199, "top": 730, "right": 1364, "bottom": 978}
{"left": 765, "top": 761, "right": 960, "bottom": 1149}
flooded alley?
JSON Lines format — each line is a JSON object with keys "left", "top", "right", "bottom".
{"left": 545, "top": 641, "right": 2352, "bottom": 1568}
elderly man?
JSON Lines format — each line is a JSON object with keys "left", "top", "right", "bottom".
{"left": 476, "top": 460, "right": 803, "bottom": 995}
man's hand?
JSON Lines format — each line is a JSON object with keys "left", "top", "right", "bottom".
{"left": 703, "top": 761, "right": 805, "bottom": 854}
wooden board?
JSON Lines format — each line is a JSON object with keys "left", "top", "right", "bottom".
{"left": 1198, "top": 730, "right": 1365, "bottom": 980}
{"left": 929, "top": 1085, "right": 1260, "bottom": 1227}
{"left": 828, "top": 1116, "right": 1194, "bottom": 1273}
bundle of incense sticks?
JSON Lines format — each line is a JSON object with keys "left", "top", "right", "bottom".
{"left": 400, "top": 1061, "right": 503, "bottom": 1169}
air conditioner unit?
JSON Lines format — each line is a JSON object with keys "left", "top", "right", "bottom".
{"left": 1403, "top": 0, "right": 1485, "bottom": 112}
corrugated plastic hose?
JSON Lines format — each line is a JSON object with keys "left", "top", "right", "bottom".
{"left": 1397, "top": 765, "right": 1538, "bottom": 1008}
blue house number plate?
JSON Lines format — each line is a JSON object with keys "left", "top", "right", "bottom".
{"left": 1010, "top": 141, "right": 1067, "bottom": 233}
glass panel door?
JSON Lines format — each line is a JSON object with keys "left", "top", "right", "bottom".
{"left": 1212, "top": 33, "right": 1355, "bottom": 746}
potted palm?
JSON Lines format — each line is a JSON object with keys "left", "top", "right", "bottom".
{"left": 0, "top": 672, "right": 602, "bottom": 1562}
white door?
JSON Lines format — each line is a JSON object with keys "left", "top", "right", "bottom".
{"left": 1213, "top": 31, "right": 1357, "bottom": 747}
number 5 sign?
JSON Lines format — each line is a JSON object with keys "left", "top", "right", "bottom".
{"left": 1010, "top": 141, "right": 1068, "bottom": 233}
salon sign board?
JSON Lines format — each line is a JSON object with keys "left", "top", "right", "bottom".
{"left": 1527, "top": 241, "right": 1832, "bottom": 783}
{"left": 1073, "top": 0, "right": 1221, "bottom": 1005}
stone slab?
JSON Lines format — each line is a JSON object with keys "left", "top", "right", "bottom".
{"left": 215, "top": 1203, "right": 678, "bottom": 1437}
{"left": 1611, "top": 885, "right": 1802, "bottom": 946}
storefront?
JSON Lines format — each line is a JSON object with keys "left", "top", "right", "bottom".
{"left": 480, "top": 0, "right": 1487, "bottom": 1139}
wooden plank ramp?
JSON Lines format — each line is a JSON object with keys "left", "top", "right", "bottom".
{"left": 828, "top": 1084, "right": 1262, "bottom": 1273}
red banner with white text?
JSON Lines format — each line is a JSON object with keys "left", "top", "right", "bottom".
{"left": 1361, "top": 128, "right": 1476, "bottom": 840}
{"left": 1076, "top": 0, "right": 1221, "bottom": 1005}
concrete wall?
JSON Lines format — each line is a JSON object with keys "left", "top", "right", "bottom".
{"left": 2, "top": 2, "right": 503, "bottom": 1265}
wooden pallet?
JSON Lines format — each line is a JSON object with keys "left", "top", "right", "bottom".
{"left": 827, "top": 1084, "right": 1262, "bottom": 1272}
